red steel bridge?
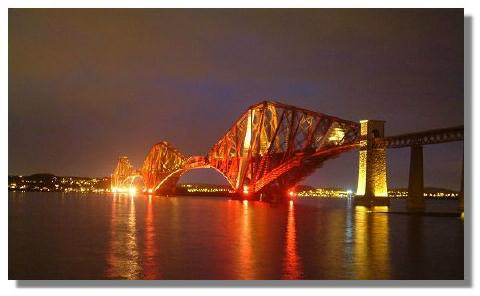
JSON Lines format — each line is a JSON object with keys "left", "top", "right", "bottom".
{"left": 111, "top": 101, "right": 360, "bottom": 199}
{"left": 111, "top": 100, "right": 464, "bottom": 205}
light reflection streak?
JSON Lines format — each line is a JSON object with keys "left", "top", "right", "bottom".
{"left": 345, "top": 198, "right": 354, "bottom": 245}
{"left": 106, "top": 194, "right": 141, "bottom": 279}
{"left": 143, "top": 195, "right": 160, "bottom": 279}
{"left": 353, "top": 206, "right": 368, "bottom": 279}
{"left": 282, "top": 201, "right": 302, "bottom": 279}
{"left": 126, "top": 195, "right": 140, "bottom": 279}
{"left": 238, "top": 200, "right": 255, "bottom": 279}
{"left": 343, "top": 198, "right": 355, "bottom": 278}
{"left": 106, "top": 195, "right": 118, "bottom": 278}
{"left": 353, "top": 205, "right": 391, "bottom": 279}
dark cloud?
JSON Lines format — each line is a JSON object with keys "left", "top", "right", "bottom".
{"left": 9, "top": 9, "right": 464, "bottom": 189}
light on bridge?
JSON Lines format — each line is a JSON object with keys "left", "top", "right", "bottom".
{"left": 288, "top": 190, "right": 296, "bottom": 199}
{"left": 243, "top": 185, "right": 249, "bottom": 195}
{"left": 346, "top": 189, "right": 353, "bottom": 198}
{"left": 129, "top": 186, "right": 137, "bottom": 195}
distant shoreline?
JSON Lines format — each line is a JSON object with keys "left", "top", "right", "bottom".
{"left": 8, "top": 173, "right": 460, "bottom": 200}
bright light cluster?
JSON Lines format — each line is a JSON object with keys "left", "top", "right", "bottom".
{"left": 327, "top": 127, "right": 345, "bottom": 143}
{"left": 298, "top": 188, "right": 353, "bottom": 198}
{"left": 8, "top": 176, "right": 110, "bottom": 193}
{"left": 388, "top": 190, "right": 459, "bottom": 198}
{"left": 179, "top": 184, "right": 231, "bottom": 193}
{"left": 186, "top": 188, "right": 229, "bottom": 193}
{"left": 111, "top": 186, "right": 137, "bottom": 194}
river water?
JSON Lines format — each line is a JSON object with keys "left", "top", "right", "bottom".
{"left": 8, "top": 192, "right": 464, "bottom": 280}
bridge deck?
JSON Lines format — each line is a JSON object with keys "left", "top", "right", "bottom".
{"left": 376, "top": 125, "right": 463, "bottom": 148}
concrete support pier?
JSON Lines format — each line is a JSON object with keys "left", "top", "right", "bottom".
{"left": 407, "top": 145, "right": 425, "bottom": 211}
{"left": 355, "top": 120, "right": 389, "bottom": 207}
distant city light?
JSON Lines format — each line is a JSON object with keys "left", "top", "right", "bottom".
{"left": 8, "top": 175, "right": 460, "bottom": 200}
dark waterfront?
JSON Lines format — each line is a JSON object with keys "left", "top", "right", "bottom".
{"left": 8, "top": 192, "right": 464, "bottom": 280}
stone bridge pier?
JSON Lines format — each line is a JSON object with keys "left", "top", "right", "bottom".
{"left": 407, "top": 145, "right": 424, "bottom": 211}
{"left": 355, "top": 120, "right": 389, "bottom": 206}
{"left": 355, "top": 121, "right": 464, "bottom": 212}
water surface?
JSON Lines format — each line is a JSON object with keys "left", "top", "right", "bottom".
{"left": 8, "top": 192, "right": 464, "bottom": 280}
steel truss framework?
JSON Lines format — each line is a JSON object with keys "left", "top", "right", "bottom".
{"left": 111, "top": 101, "right": 463, "bottom": 197}
{"left": 111, "top": 156, "right": 135, "bottom": 190}
{"left": 208, "top": 101, "right": 360, "bottom": 195}
{"left": 140, "top": 141, "right": 187, "bottom": 191}
{"left": 111, "top": 101, "right": 361, "bottom": 196}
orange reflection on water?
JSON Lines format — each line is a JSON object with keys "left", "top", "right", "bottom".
{"left": 106, "top": 195, "right": 118, "bottom": 278}
{"left": 143, "top": 195, "right": 160, "bottom": 279}
{"left": 106, "top": 194, "right": 141, "bottom": 279}
{"left": 238, "top": 200, "right": 255, "bottom": 279}
{"left": 127, "top": 196, "right": 140, "bottom": 279}
{"left": 353, "top": 205, "right": 391, "bottom": 279}
{"left": 282, "top": 200, "right": 303, "bottom": 279}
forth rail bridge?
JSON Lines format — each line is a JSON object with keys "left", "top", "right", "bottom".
{"left": 111, "top": 100, "right": 464, "bottom": 211}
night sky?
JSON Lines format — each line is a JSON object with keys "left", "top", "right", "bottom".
{"left": 8, "top": 9, "right": 464, "bottom": 190}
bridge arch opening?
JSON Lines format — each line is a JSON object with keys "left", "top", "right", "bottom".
{"left": 177, "top": 168, "right": 231, "bottom": 186}
{"left": 173, "top": 167, "right": 233, "bottom": 196}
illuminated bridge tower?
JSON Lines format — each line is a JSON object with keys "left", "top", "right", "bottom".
{"left": 356, "top": 120, "right": 389, "bottom": 206}
{"left": 111, "top": 156, "right": 135, "bottom": 191}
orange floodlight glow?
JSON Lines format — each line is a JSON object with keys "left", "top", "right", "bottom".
{"left": 128, "top": 186, "right": 137, "bottom": 195}
{"left": 288, "top": 190, "right": 296, "bottom": 199}
{"left": 243, "top": 185, "right": 249, "bottom": 195}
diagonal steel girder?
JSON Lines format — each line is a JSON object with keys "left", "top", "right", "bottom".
{"left": 207, "top": 101, "right": 360, "bottom": 194}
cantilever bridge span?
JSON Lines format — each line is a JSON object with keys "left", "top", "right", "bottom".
{"left": 111, "top": 100, "right": 464, "bottom": 206}
{"left": 111, "top": 101, "right": 361, "bottom": 198}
